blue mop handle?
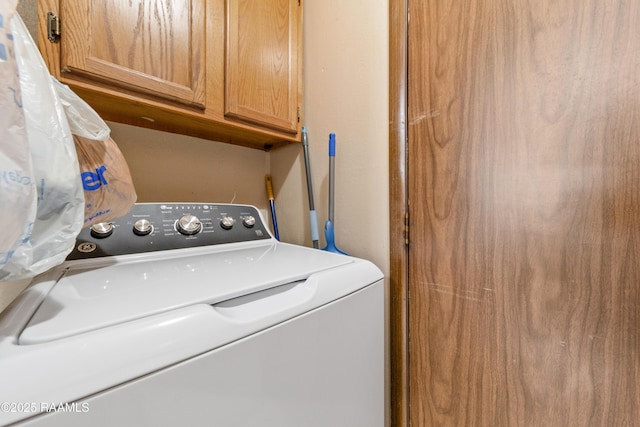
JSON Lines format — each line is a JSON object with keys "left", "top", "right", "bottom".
{"left": 329, "top": 133, "right": 336, "bottom": 157}
{"left": 328, "top": 133, "right": 336, "bottom": 223}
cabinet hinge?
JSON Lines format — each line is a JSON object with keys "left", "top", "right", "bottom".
{"left": 297, "top": 106, "right": 301, "bottom": 123}
{"left": 404, "top": 212, "right": 410, "bottom": 245}
{"left": 47, "top": 12, "right": 61, "bottom": 43}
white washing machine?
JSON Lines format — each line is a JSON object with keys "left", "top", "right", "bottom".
{"left": 0, "top": 203, "right": 384, "bottom": 427}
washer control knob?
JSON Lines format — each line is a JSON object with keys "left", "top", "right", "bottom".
{"left": 220, "top": 216, "right": 235, "bottom": 230}
{"left": 177, "top": 214, "right": 202, "bottom": 235}
{"left": 133, "top": 219, "right": 153, "bottom": 236}
{"left": 242, "top": 215, "right": 256, "bottom": 228}
{"left": 90, "top": 222, "right": 114, "bottom": 239}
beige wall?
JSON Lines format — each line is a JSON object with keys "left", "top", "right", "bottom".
{"left": 109, "top": 122, "right": 270, "bottom": 208}
{"left": 16, "top": 0, "right": 37, "bottom": 39}
{"left": 274, "top": 0, "right": 390, "bottom": 275}
{"left": 1, "top": 0, "right": 390, "bottom": 344}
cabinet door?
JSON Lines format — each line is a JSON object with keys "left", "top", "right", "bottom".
{"left": 225, "top": 0, "right": 301, "bottom": 134}
{"left": 60, "top": 0, "right": 205, "bottom": 108}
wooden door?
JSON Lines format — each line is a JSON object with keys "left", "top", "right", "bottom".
{"left": 225, "top": 0, "right": 301, "bottom": 134}
{"left": 405, "top": 0, "right": 640, "bottom": 425}
{"left": 60, "top": 0, "right": 205, "bottom": 108}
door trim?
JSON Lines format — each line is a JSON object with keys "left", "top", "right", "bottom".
{"left": 389, "top": 0, "right": 409, "bottom": 426}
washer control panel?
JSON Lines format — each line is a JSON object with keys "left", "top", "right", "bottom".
{"left": 67, "top": 203, "right": 272, "bottom": 260}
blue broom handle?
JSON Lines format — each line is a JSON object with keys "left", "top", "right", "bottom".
{"left": 328, "top": 133, "right": 336, "bottom": 223}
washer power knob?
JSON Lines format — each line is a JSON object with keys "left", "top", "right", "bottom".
{"left": 90, "top": 222, "right": 114, "bottom": 239}
{"left": 177, "top": 214, "right": 202, "bottom": 235}
{"left": 242, "top": 215, "right": 256, "bottom": 228}
{"left": 133, "top": 219, "right": 153, "bottom": 236}
{"left": 220, "top": 216, "right": 235, "bottom": 230}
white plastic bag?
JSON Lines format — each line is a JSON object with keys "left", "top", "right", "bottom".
{"left": 0, "top": 2, "right": 37, "bottom": 274}
{"left": 54, "top": 79, "right": 110, "bottom": 141}
{"left": 54, "top": 79, "right": 137, "bottom": 228}
{"left": 0, "top": 13, "right": 84, "bottom": 280}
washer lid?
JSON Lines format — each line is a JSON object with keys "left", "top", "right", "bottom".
{"left": 19, "top": 243, "right": 354, "bottom": 344}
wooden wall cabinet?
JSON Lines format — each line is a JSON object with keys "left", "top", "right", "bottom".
{"left": 226, "top": 0, "right": 301, "bottom": 135}
{"left": 38, "top": 0, "right": 302, "bottom": 150}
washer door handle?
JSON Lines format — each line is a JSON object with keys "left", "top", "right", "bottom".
{"left": 212, "top": 279, "right": 317, "bottom": 323}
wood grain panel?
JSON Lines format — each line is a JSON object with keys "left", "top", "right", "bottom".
{"left": 225, "top": 0, "right": 300, "bottom": 134}
{"left": 389, "top": 0, "right": 409, "bottom": 425}
{"left": 408, "top": 0, "right": 640, "bottom": 425}
{"left": 61, "top": 0, "right": 205, "bottom": 107}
